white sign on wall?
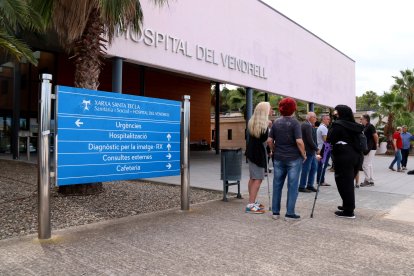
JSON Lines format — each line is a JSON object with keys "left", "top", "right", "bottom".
{"left": 107, "top": 0, "right": 356, "bottom": 110}
{"left": 117, "top": 28, "right": 267, "bottom": 80}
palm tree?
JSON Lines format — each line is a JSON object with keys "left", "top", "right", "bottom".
{"left": 370, "top": 111, "right": 386, "bottom": 141}
{"left": 356, "top": 90, "right": 380, "bottom": 111}
{"left": 294, "top": 100, "right": 308, "bottom": 121}
{"left": 226, "top": 88, "right": 280, "bottom": 118}
{"left": 395, "top": 111, "right": 414, "bottom": 132}
{"left": 376, "top": 91, "right": 405, "bottom": 146}
{"left": 0, "top": 0, "right": 43, "bottom": 65}
{"left": 313, "top": 105, "right": 330, "bottom": 118}
{"left": 226, "top": 87, "right": 247, "bottom": 112}
{"left": 210, "top": 84, "right": 231, "bottom": 113}
{"left": 30, "top": 0, "right": 167, "bottom": 194}
{"left": 391, "top": 69, "right": 414, "bottom": 112}
{"left": 32, "top": 0, "right": 167, "bottom": 89}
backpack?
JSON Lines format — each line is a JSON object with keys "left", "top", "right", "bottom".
{"left": 359, "top": 132, "right": 370, "bottom": 155}
{"left": 335, "top": 120, "right": 368, "bottom": 154}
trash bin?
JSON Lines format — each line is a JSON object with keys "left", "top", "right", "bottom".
{"left": 221, "top": 148, "right": 243, "bottom": 201}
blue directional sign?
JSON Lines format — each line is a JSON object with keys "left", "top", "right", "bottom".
{"left": 56, "top": 86, "right": 181, "bottom": 186}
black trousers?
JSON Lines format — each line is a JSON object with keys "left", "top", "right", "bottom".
{"left": 332, "top": 145, "right": 361, "bottom": 214}
{"left": 401, "top": 149, "right": 409, "bottom": 167}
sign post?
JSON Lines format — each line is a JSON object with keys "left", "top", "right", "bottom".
{"left": 38, "top": 74, "right": 52, "bottom": 239}
{"left": 37, "top": 84, "right": 187, "bottom": 239}
{"left": 181, "top": 95, "right": 190, "bottom": 210}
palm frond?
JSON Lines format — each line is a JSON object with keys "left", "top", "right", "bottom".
{"left": 0, "top": 30, "right": 38, "bottom": 65}
{"left": 0, "top": 0, "right": 29, "bottom": 30}
{"left": 30, "top": 0, "right": 53, "bottom": 27}
{"left": 100, "top": 0, "right": 143, "bottom": 42}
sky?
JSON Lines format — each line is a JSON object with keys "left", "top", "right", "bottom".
{"left": 261, "top": 0, "right": 414, "bottom": 96}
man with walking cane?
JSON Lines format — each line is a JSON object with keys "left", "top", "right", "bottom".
{"left": 327, "top": 105, "right": 363, "bottom": 219}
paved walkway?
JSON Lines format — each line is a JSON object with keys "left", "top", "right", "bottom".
{"left": 0, "top": 152, "right": 413, "bottom": 275}
{"left": 148, "top": 151, "right": 414, "bottom": 223}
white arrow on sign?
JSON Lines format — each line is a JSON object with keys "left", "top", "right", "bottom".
{"left": 167, "top": 144, "right": 171, "bottom": 151}
{"left": 166, "top": 163, "right": 172, "bottom": 169}
{"left": 166, "top": 133, "right": 171, "bottom": 141}
{"left": 166, "top": 153, "right": 172, "bottom": 159}
{"left": 75, "top": 119, "right": 84, "bottom": 127}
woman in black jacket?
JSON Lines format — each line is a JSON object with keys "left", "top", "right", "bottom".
{"left": 245, "top": 101, "right": 272, "bottom": 214}
{"left": 327, "top": 105, "right": 364, "bottom": 219}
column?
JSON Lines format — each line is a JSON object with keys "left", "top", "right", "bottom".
{"left": 246, "top": 87, "right": 253, "bottom": 154}
{"left": 214, "top": 83, "right": 220, "bottom": 154}
{"left": 308, "top": 102, "right": 314, "bottom": 112}
{"left": 112, "top": 57, "right": 123, "bottom": 93}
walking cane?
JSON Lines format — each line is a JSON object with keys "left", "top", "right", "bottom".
{"left": 263, "top": 144, "right": 272, "bottom": 211}
{"left": 310, "top": 142, "right": 331, "bottom": 218}
{"left": 266, "top": 156, "right": 272, "bottom": 211}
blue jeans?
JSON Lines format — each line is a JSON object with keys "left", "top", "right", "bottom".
{"left": 317, "top": 151, "right": 331, "bottom": 184}
{"left": 390, "top": 149, "right": 402, "bottom": 170}
{"left": 272, "top": 158, "right": 302, "bottom": 215}
{"left": 299, "top": 153, "right": 317, "bottom": 189}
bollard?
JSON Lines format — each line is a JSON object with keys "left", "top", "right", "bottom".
{"left": 180, "top": 95, "right": 190, "bottom": 210}
{"left": 38, "top": 74, "right": 52, "bottom": 239}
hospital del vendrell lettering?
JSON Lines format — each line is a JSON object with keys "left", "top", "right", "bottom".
{"left": 116, "top": 28, "right": 267, "bottom": 79}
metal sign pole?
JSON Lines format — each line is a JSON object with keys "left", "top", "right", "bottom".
{"left": 181, "top": 95, "right": 190, "bottom": 210}
{"left": 38, "top": 74, "right": 52, "bottom": 239}
{"left": 53, "top": 91, "right": 57, "bottom": 187}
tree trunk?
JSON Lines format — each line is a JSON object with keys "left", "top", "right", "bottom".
{"left": 384, "top": 112, "right": 394, "bottom": 148}
{"left": 72, "top": 8, "right": 105, "bottom": 90}
{"left": 409, "top": 88, "right": 414, "bottom": 112}
{"left": 59, "top": 8, "right": 105, "bottom": 196}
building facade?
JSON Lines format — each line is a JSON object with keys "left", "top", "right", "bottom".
{"left": 0, "top": 0, "right": 355, "bottom": 157}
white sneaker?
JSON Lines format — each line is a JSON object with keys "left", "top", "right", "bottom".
{"left": 254, "top": 201, "right": 265, "bottom": 210}
{"left": 245, "top": 204, "right": 265, "bottom": 214}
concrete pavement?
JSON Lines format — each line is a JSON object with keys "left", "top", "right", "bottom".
{"left": 0, "top": 195, "right": 413, "bottom": 275}
{"left": 149, "top": 151, "right": 414, "bottom": 222}
{"left": 0, "top": 152, "right": 413, "bottom": 275}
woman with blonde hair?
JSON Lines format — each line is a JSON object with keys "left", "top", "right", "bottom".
{"left": 245, "top": 101, "right": 272, "bottom": 213}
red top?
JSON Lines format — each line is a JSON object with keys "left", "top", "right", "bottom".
{"left": 393, "top": 131, "right": 402, "bottom": 149}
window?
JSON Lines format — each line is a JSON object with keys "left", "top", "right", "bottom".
{"left": 227, "top": 129, "right": 232, "bottom": 140}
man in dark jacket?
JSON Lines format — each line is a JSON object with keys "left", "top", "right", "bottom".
{"left": 360, "top": 114, "right": 378, "bottom": 186}
{"left": 327, "top": 105, "right": 364, "bottom": 219}
{"left": 299, "top": 112, "right": 319, "bottom": 192}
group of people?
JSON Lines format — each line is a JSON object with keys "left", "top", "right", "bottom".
{"left": 389, "top": 125, "right": 413, "bottom": 172}
{"left": 244, "top": 97, "right": 409, "bottom": 220}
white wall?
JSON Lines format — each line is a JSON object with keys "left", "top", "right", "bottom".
{"left": 107, "top": 0, "right": 356, "bottom": 110}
